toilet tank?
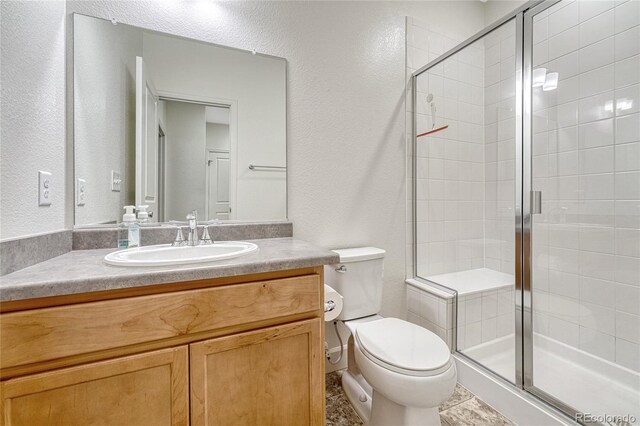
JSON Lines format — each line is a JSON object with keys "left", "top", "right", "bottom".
{"left": 324, "top": 247, "right": 386, "bottom": 321}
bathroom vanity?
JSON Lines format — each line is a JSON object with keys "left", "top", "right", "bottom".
{"left": 0, "top": 238, "right": 337, "bottom": 426}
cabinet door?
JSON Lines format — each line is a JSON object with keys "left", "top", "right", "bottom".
{"left": 1, "top": 346, "right": 188, "bottom": 426}
{"left": 190, "top": 318, "right": 324, "bottom": 426}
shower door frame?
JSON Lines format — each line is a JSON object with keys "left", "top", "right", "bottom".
{"left": 521, "top": 0, "right": 589, "bottom": 420}
{"left": 411, "top": 0, "right": 585, "bottom": 423}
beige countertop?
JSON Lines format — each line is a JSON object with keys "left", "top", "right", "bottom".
{"left": 0, "top": 238, "right": 339, "bottom": 302}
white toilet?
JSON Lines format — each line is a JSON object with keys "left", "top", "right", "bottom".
{"left": 325, "top": 247, "right": 456, "bottom": 426}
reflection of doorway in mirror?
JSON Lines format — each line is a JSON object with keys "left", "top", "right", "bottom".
{"left": 157, "top": 126, "right": 166, "bottom": 222}
{"left": 205, "top": 106, "right": 232, "bottom": 220}
{"left": 135, "top": 56, "right": 159, "bottom": 222}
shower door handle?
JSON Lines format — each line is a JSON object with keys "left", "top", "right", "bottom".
{"left": 531, "top": 191, "right": 542, "bottom": 215}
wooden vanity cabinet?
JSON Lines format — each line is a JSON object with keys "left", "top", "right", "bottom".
{"left": 190, "top": 319, "right": 324, "bottom": 426}
{"left": 0, "top": 267, "right": 325, "bottom": 426}
{"left": 0, "top": 346, "right": 189, "bottom": 426}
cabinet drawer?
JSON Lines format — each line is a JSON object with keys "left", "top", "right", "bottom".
{"left": 1, "top": 274, "right": 321, "bottom": 371}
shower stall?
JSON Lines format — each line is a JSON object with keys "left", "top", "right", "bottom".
{"left": 411, "top": 0, "right": 639, "bottom": 423}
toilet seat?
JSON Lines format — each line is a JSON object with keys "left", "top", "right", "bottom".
{"left": 355, "top": 318, "right": 452, "bottom": 377}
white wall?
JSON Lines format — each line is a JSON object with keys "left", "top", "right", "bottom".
{"left": 484, "top": 0, "right": 527, "bottom": 26}
{"left": 0, "top": 0, "right": 66, "bottom": 240}
{"left": 2, "top": 0, "right": 487, "bottom": 321}
{"left": 74, "top": 14, "right": 141, "bottom": 225}
{"left": 164, "top": 100, "right": 206, "bottom": 220}
{"left": 142, "top": 31, "right": 286, "bottom": 221}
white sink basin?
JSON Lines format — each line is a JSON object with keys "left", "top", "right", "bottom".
{"left": 104, "top": 241, "right": 258, "bottom": 267}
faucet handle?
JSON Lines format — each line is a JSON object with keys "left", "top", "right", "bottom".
{"left": 200, "top": 225, "right": 213, "bottom": 245}
{"left": 171, "top": 227, "right": 186, "bottom": 247}
{"left": 186, "top": 210, "right": 197, "bottom": 220}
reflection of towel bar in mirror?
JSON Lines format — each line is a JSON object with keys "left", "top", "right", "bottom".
{"left": 248, "top": 164, "right": 286, "bottom": 171}
{"left": 417, "top": 125, "right": 449, "bottom": 138}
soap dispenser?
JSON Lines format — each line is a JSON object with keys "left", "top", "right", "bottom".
{"left": 117, "top": 205, "right": 140, "bottom": 249}
{"left": 137, "top": 205, "right": 150, "bottom": 225}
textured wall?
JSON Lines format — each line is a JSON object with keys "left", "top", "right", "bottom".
{"left": 0, "top": 1, "right": 66, "bottom": 240}
{"left": 2, "top": 0, "right": 485, "bottom": 321}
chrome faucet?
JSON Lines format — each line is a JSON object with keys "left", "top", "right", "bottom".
{"left": 186, "top": 210, "right": 198, "bottom": 246}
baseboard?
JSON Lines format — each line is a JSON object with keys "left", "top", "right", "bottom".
{"left": 325, "top": 344, "right": 348, "bottom": 373}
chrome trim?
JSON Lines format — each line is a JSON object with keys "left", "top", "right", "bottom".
{"left": 412, "top": 0, "right": 545, "bottom": 79}
{"left": 526, "top": 387, "right": 596, "bottom": 425}
{"left": 523, "top": 0, "right": 563, "bottom": 391}
{"left": 515, "top": 10, "right": 525, "bottom": 389}
{"left": 412, "top": 73, "right": 418, "bottom": 279}
{"left": 522, "top": 1, "right": 599, "bottom": 424}
{"left": 408, "top": 276, "right": 457, "bottom": 298}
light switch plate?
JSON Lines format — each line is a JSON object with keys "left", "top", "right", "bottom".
{"left": 38, "top": 171, "right": 52, "bottom": 206}
{"left": 111, "top": 170, "right": 121, "bottom": 192}
{"left": 77, "top": 178, "right": 86, "bottom": 206}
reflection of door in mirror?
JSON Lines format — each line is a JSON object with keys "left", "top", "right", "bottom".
{"left": 207, "top": 151, "right": 230, "bottom": 220}
{"left": 135, "top": 56, "right": 159, "bottom": 222}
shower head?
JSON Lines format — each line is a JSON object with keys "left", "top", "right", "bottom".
{"left": 427, "top": 94, "right": 436, "bottom": 129}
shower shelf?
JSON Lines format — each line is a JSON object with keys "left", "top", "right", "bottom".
{"left": 417, "top": 125, "right": 448, "bottom": 138}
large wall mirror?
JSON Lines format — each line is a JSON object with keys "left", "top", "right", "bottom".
{"left": 73, "top": 14, "right": 287, "bottom": 226}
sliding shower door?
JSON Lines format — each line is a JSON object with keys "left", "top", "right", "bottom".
{"left": 525, "top": 0, "right": 640, "bottom": 422}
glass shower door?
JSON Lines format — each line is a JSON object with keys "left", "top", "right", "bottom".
{"left": 526, "top": 0, "right": 640, "bottom": 422}
{"left": 412, "top": 16, "right": 520, "bottom": 385}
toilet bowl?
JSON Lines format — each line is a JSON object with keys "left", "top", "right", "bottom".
{"left": 353, "top": 318, "right": 456, "bottom": 425}
{"left": 325, "top": 247, "right": 456, "bottom": 426}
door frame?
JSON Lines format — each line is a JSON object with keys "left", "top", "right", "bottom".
{"left": 521, "top": 0, "right": 583, "bottom": 420}
{"left": 157, "top": 125, "right": 166, "bottom": 223}
{"left": 157, "top": 90, "right": 238, "bottom": 221}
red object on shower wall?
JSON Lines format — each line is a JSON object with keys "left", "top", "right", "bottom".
{"left": 417, "top": 125, "right": 449, "bottom": 138}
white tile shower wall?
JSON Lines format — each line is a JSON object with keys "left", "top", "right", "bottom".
{"left": 406, "top": 283, "right": 455, "bottom": 349}
{"left": 406, "top": 17, "right": 471, "bottom": 278}
{"left": 483, "top": 19, "right": 517, "bottom": 276}
{"left": 457, "top": 288, "right": 515, "bottom": 350}
{"left": 531, "top": 0, "right": 640, "bottom": 372}
{"left": 409, "top": 19, "right": 488, "bottom": 278}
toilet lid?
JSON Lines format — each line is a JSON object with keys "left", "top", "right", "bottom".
{"left": 355, "top": 318, "right": 451, "bottom": 375}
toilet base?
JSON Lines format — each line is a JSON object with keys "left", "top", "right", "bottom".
{"left": 370, "top": 390, "right": 441, "bottom": 426}
{"left": 341, "top": 370, "right": 442, "bottom": 426}
{"left": 342, "top": 370, "right": 372, "bottom": 423}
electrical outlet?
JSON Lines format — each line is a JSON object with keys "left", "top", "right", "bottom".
{"left": 111, "top": 170, "right": 121, "bottom": 192}
{"left": 38, "top": 171, "right": 52, "bottom": 206}
{"left": 77, "top": 178, "right": 86, "bottom": 206}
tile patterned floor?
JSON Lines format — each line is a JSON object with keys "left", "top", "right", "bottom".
{"left": 326, "top": 370, "right": 515, "bottom": 426}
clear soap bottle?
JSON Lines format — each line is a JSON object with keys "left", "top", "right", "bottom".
{"left": 117, "top": 205, "right": 140, "bottom": 249}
